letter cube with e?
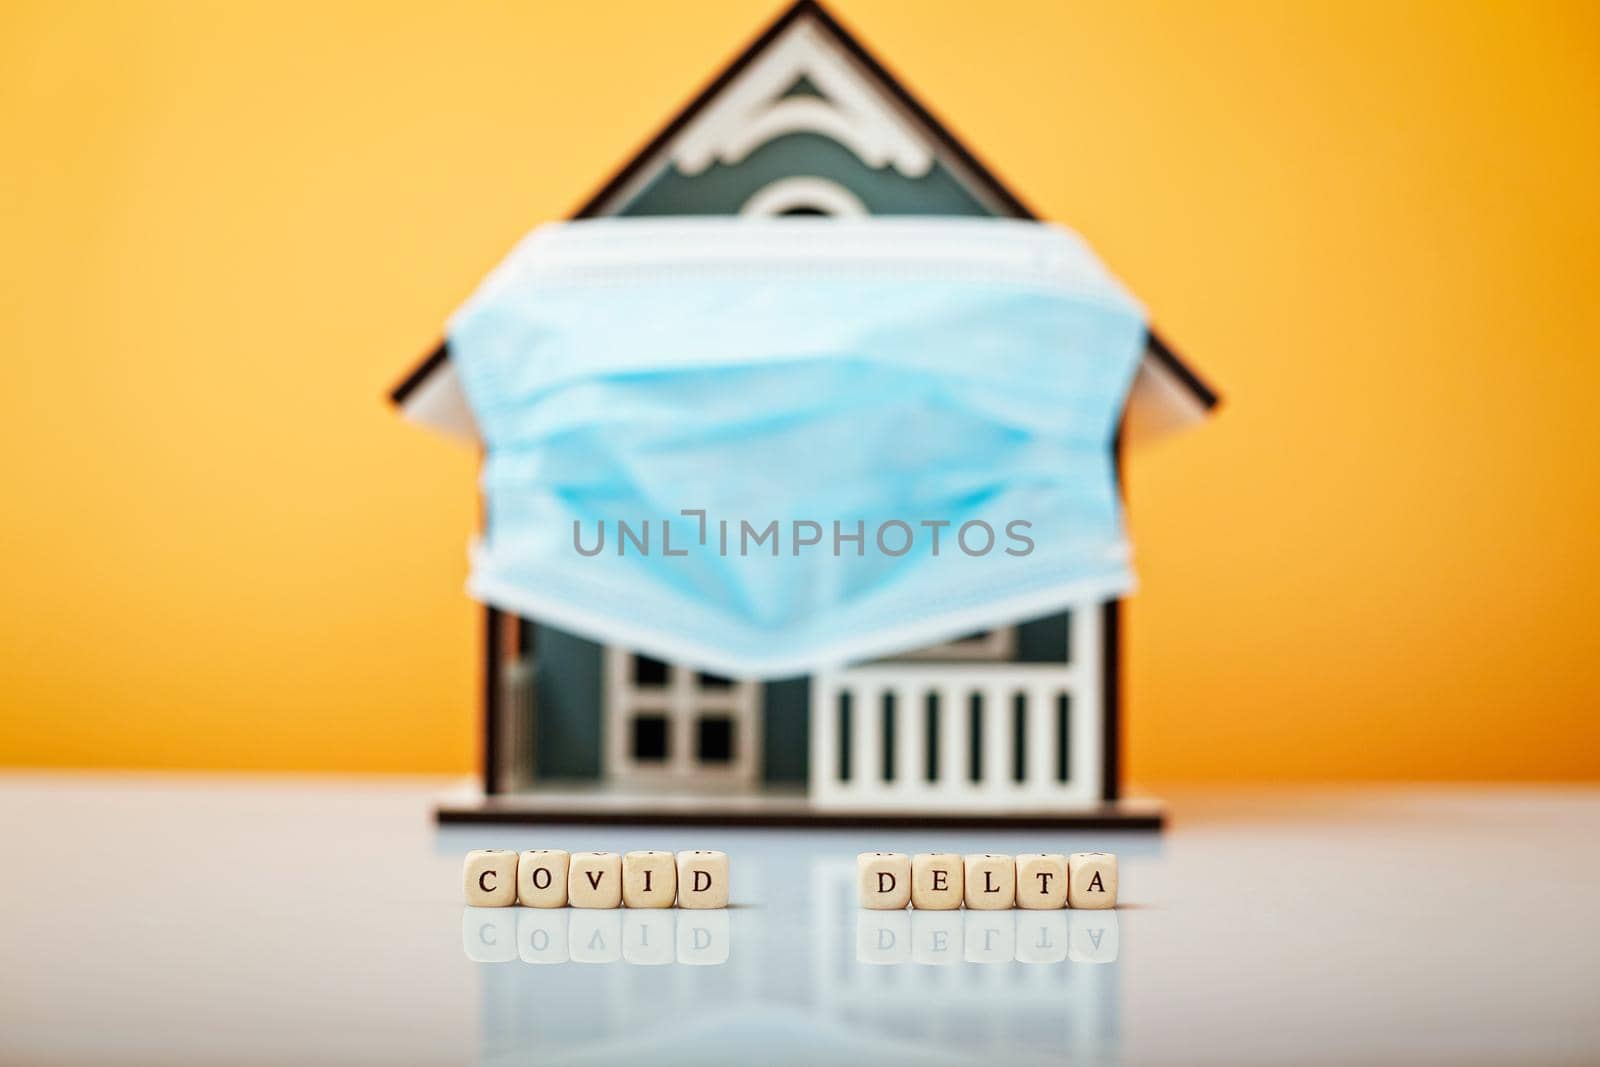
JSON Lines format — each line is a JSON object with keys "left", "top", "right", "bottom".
{"left": 1015, "top": 853, "right": 1069, "bottom": 909}
{"left": 676, "top": 850, "right": 729, "bottom": 909}
{"left": 463, "top": 849, "right": 518, "bottom": 906}
{"left": 910, "top": 852, "right": 963, "bottom": 910}
{"left": 857, "top": 851, "right": 911, "bottom": 909}
{"left": 568, "top": 851, "right": 622, "bottom": 908}
{"left": 963, "top": 853, "right": 1015, "bottom": 910}
{"left": 1067, "top": 852, "right": 1118, "bottom": 909}
{"left": 623, "top": 850, "right": 678, "bottom": 908}
{"left": 517, "top": 849, "right": 569, "bottom": 908}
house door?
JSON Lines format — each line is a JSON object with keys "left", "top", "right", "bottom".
{"left": 603, "top": 648, "right": 762, "bottom": 784}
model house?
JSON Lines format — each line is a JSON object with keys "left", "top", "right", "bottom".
{"left": 392, "top": 0, "right": 1218, "bottom": 826}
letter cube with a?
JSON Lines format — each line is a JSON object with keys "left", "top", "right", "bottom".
{"left": 463, "top": 849, "right": 518, "bottom": 906}
{"left": 676, "top": 850, "right": 729, "bottom": 909}
{"left": 1015, "top": 852, "right": 1069, "bottom": 909}
{"left": 1067, "top": 852, "right": 1118, "bottom": 909}
{"left": 857, "top": 851, "right": 911, "bottom": 909}
{"left": 910, "top": 852, "right": 963, "bottom": 910}
{"left": 622, "top": 850, "right": 678, "bottom": 908}
{"left": 568, "top": 851, "right": 622, "bottom": 908}
{"left": 517, "top": 849, "right": 569, "bottom": 908}
{"left": 963, "top": 853, "right": 1015, "bottom": 910}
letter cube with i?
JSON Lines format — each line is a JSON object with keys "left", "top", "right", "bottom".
{"left": 463, "top": 849, "right": 518, "bottom": 906}
{"left": 676, "top": 850, "right": 729, "bottom": 909}
{"left": 622, "top": 850, "right": 677, "bottom": 908}
{"left": 857, "top": 852, "right": 911, "bottom": 909}
{"left": 1068, "top": 852, "right": 1118, "bottom": 909}
{"left": 910, "top": 852, "right": 963, "bottom": 910}
{"left": 963, "top": 853, "right": 1015, "bottom": 910}
{"left": 1015, "top": 853, "right": 1069, "bottom": 909}
{"left": 568, "top": 851, "right": 622, "bottom": 908}
{"left": 517, "top": 849, "right": 569, "bottom": 908}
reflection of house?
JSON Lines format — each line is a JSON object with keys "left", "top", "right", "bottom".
{"left": 394, "top": 0, "right": 1219, "bottom": 826}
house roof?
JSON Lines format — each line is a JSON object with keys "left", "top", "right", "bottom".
{"left": 389, "top": 0, "right": 1219, "bottom": 415}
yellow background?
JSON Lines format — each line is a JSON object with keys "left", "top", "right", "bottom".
{"left": 4, "top": 0, "right": 1598, "bottom": 782}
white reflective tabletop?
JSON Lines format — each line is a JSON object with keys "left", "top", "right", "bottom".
{"left": 2, "top": 776, "right": 1596, "bottom": 1065}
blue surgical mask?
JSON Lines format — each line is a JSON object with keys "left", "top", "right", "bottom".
{"left": 448, "top": 217, "right": 1145, "bottom": 678}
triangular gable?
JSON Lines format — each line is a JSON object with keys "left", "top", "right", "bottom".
{"left": 391, "top": 0, "right": 1218, "bottom": 442}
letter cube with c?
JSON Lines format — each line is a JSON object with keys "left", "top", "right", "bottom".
{"left": 910, "top": 852, "right": 963, "bottom": 910}
{"left": 567, "top": 851, "right": 622, "bottom": 908}
{"left": 857, "top": 851, "right": 911, "bottom": 909}
{"left": 463, "top": 849, "right": 518, "bottom": 906}
{"left": 517, "top": 849, "right": 569, "bottom": 908}
{"left": 675, "top": 850, "right": 729, "bottom": 909}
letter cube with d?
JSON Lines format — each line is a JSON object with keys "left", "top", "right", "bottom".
{"left": 910, "top": 852, "right": 963, "bottom": 910}
{"left": 1015, "top": 852, "right": 1069, "bottom": 909}
{"left": 676, "top": 850, "right": 729, "bottom": 908}
{"left": 1068, "top": 852, "right": 1118, "bottom": 909}
{"left": 463, "top": 849, "right": 518, "bottom": 906}
{"left": 857, "top": 851, "right": 911, "bottom": 909}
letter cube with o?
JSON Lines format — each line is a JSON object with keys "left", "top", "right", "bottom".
{"left": 1015, "top": 853, "right": 1069, "bottom": 909}
{"left": 622, "top": 850, "right": 677, "bottom": 908}
{"left": 857, "top": 852, "right": 911, "bottom": 909}
{"left": 963, "top": 853, "right": 1015, "bottom": 910}
{"left": 1067, "top": 852, "right": 1118, "bottom": 909}
{"left": 568, "top": 852, "right": 622, "bottom": 908}
{"left": 463, "top": 849, "right": 518, "bottom": 906}
{"left": 517, "top": 849, "right": 569, "bottom": 908}
{"left": 676, "top": 850, "right": 729, "bottom": 909}
{"left": 911, "top": 852, "right": 963, "bottom": 910}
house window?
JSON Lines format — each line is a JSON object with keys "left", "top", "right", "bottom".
{"left": 605, "top": 649, "right": 760, "bottom": 782}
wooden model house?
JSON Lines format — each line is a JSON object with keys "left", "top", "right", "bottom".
{"left": 392, "top": 0, "right": 1218, "bottom": 827}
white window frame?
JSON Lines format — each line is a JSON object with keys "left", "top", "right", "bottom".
{"left": 604, "top": 648, "right": 761, "bottom": 783}
{"left": 889, "top": 626, "right": 1018, "bottom": 662}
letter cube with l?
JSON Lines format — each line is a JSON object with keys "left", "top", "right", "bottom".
{"left": 676, "top": 850, "right": 729, "bottom": 909}
{"left": 622, "top": 850, "right": 677, "bottom": 908}
{"left": 463, "top": 849, "right": 518, "bottom": 906}
{"left": 1067, "top": 852, "right": 1118, "bottom": 909}
{"left": 1015, "top": 853, "right": 1069, "bottom": 909}
{"left": 517, "top": 849, "right": 569, "bottom": 908}
{"left": 567, "top": 851, "right": 622, "bottom": 908}
{"left": 963, "top": 853, "right": 1015, "bottom": 910}
{"left": 857, "top": 851, "right": 911, "bottom": 909}
{"left": 910, "top": 852, "right": 963, "bottom": 910}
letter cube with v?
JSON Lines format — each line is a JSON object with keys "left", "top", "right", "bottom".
{"left": 463, "top": 849, "right": 518, "bottom": 907}
{"left": 676, "top": 850, "right": 729, "bottom": 909}
{"left": 568, "top": 852, "right": 622, "bottom": 908}
{"left": 858, "top": 852, "right": 911, "bottom": 909}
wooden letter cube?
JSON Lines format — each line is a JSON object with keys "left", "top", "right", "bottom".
{"left": 1067, "top": 852, "right": 1118, "bottom": 909}
{"left": 517, "top": 849, "right": 569, "bottom": 908}
{"left": 963, "top": 853, "right": 1015, "bottom": 910}
{"left": 463, "top": 849, "right": 517, "bottom": 907}
{"left": 567, "top": 851, "right": 622, "bottom": 908}
{"left": 623, "top": 850, "right": 678, "bottom": 908}
{"left": 1015, "top": 852, "right": 1069, "bottom": 909}
{"left": 857, "top": 851, "right": 911, "bottom": 909}
{"left": 910, "top": 852, "right": 963, "bottom": 910}
{"left": 676, "top": 850, "right": 729, "bottom": 909}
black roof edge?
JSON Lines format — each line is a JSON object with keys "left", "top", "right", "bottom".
{"left": 1147, "top": 328, "right": 1221, "bottom": 410}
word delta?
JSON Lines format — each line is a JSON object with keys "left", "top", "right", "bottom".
{"left": 464, "top": 849, "right": 729, "bottom": 909}
{"left": 463, "top": 905, "right": 730, "bottom": 966}
{"left": 857, "top": 908, "right": 1119, "bottom": 966}
{"left": 858, "top": 851, "right": 1118, "bottom": 911}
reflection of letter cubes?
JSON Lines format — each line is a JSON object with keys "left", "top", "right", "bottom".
{"left": 517, "top": 909, "right": 569, "bottom": 964}
{"left": 1068, "top": 909, "right": 1120, "bottom": 963}
{"left": 963, "top": 853, "right": 1015, "bottom": 909}
{"left": 911, "top": 910, "right": 963, "bottom": 965}
{"left": 567, "top": 851, "right": 622, "bottom": 908}
{"left": 857, "top": 851, "right": 911, "bottom": 909}
{"left": 463, "top": 849, "right": 518, "bottom": 906}
{"left": 677, "top": 909, "right": 730, "bottom": 964}
{"left": 517, "top": 849, "right": 569, "bottom": 908}
{"left": 1015, "top": 911, "right": 1069, "bottom": 963}
{"left": 462, "top": 908, "right": 517, "bottom": 962}
{"left": 570, "top": 910, "right": 623, "bottom": 963}
{"left": 963, "top": 911, "right": 1016, "bottom": 963}
{"left": 1015, "top": 852, "right": 1069, "bottom": 909}
{"left": 623, "top": 910, "right": 676, "bottom": 965}
{"left": 910, "top": 852, "right": 963, "bottom": 910}
{"left": 856, "top": 911, "right": 911, "bottom": 964}
{"left": 676, "top": 850, "right": 729, "bottom": 909}
{"left": 622, "top": 850, "right": 678, "bottom": 908}
{"left": 1068, "top": 852, "right": 1119, "bottom": 909}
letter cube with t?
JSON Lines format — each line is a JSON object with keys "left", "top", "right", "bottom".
{"left": 1015, "top": 853, "right": 1069, "bottom": 909}
{"left": 622, "top": 850, "right": 678, "bottom": 908}
{"left": 1068, "top": 852, "right": 1118, "bottom": 909}
{"left": 463, "top": 849, "right": 518, "bottom": 906}
{"left": 517, "top": 849, "right": 569, "bottom": 908}
{"left": 676, "top": 850, "right": 729, "bottom": 908}
{"left": 857, "top": 852, "right": 911, "bottom": 909}
{"left": 568, "top": 851, "right": 622, "bottom": 908}
{"left": 910, "top": 852, "right": 963, "bottom": 910}
{"left": 963, "top": 853, "right": 1015, "bottom": 910}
